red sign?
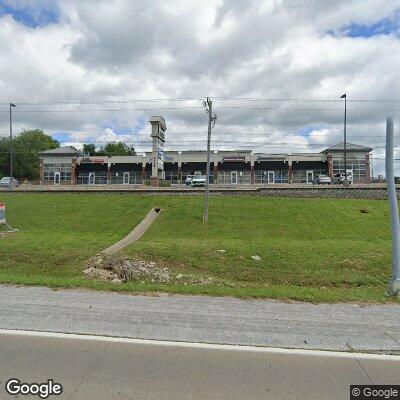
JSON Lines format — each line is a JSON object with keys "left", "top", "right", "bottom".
{"left": 80, "top": 158, "right": 105, "bottom": 164}
{"left": 223, "top": 155, "right": 246, "bottom": 162}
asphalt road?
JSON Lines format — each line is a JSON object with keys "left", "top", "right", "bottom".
{"left": 0, "top": 285, "right": 399, "bottom": 352}
{"left": 1, "top": 331, "right": 400, "bottom": 400}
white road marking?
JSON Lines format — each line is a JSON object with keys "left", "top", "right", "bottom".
{"left": 1, "top": 328, "right": 399, "bottom": 361}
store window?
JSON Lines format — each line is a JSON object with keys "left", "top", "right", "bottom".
{"left": 43, "top": 163, "right": 72, "bottom": 182}
{"left": 292, "top": 170, "right": 327, "bottom": 184}
{"left": 218, "top": 171, "right": 251, "bottom": 184}
{"left": 333, "top": 158, "right": 366, "bottom": 182}
{"left": 255, "top": 170, "right": 288, "bottom": 184}
{"left": 164, "top": 170, "right": 179, "bottom": 183}
{"left": 110, "top": 171, "right": 143, "bottom": 184}
{"left": 76, "top": 171, "right": 108, "bottom": 184}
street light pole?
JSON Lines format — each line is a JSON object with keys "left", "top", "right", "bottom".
{"left": 386, "top": 117, "right": 400, "bottom": 296}
{"left": 340, "top": 93, "right": 347, "bottom": 183}
{"left": 9, "top": 103, "right": 17, "bottom": 180}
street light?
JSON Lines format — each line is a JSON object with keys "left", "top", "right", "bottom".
{"left": 9, "top": 102, "right": 17, "bottom": 181}
{"left": 340, "top": 93, "right": 347, "bottom": 183}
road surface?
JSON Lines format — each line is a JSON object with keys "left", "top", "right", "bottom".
{"left": 1, "top": 330, "right": 399, "bottom": 400}
{"left": 0, "top": 285, "right": 399, "bottom": 352}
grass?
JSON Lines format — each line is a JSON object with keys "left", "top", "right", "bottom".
{"left": 0, "top": 193, "right": 398, "bottom": 303}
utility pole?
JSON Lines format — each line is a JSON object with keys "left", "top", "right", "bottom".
{"left": 203, "top": 98, "right": 216, "bottom": 222}
{"left": 386, "top": 117, "right": 400, "bottom": 296}
{"left": 9, "top": 103, "right": 17, "bottom": 181}
{"left": 340, "top": 93, "right": 347, "bottom": 183}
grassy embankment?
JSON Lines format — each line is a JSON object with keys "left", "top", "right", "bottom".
{"left": 0, "top": 193, "right": 397, "bottom": 303}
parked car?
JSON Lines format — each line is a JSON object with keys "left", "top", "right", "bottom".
{"left": 313, "top": 175, "right": 332, "bottom": 185}
{"left": 185, "top": 175, "right": 194, "bottom": 186}
{"left": 332, "top": 172, "right": 353, "bottom": 184}
{"left": 0, "top": 177, "right": 19, "bottom": 188}
{"left": 191, "top": 175, "right": 207, "bottom": 187}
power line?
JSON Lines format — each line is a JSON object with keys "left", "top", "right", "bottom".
{"left": 0, "top": 106, "right": 203, "bottom": 113}
{"left": 3, "top": 97, "right": 400, "bottom": 106}
{"left": 1, "top": 106, "right": 400, "bottom": 113}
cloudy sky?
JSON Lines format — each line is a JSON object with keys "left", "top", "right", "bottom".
{"left": 0, "top": 0, "right": 400, "bottom": 175}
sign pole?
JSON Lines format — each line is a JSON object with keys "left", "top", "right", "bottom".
{"left": 386, "top": 117, "right": 400, "bottom": 296}
{"left": 0, "top": 202, "right": 16, "bottom": 232}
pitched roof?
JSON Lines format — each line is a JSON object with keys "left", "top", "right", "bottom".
{"left": 322, "top": 142, "right": 373, "bottom": 153}
{"left": 38, "top": 146, "right": 82, "bottom": 156}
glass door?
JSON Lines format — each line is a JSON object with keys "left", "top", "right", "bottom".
{"left": 123, "top": 172, "right": 130, "bottom": 185}
{"left": 89, "top": 172, "right": 95, "bottom": 185}
{"left": 306, "top": 170, "right": 313, "bottom": 184}
{"left": 267, "top": 171, "right": 275, "bottom": 184}
{"left": 231, "top": 171, "right": 238, "bottom": 184}
{"left": 54, "top": 171, "right": 60, "bottom": 185}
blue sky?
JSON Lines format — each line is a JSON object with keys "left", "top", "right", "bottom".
{"left": 296, "top": 125, "right": 325, "bottom": 137}
{"left": 0, "top": 1, "right": 59, "bottom": 28}
{"left": 328, "top": 10, "right": 400, "bottom": 38}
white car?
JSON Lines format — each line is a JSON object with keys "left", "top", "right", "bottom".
{"left": 191, "top": 175, "right": 207, "bottom": 187}
{"left": 185, "top": 175, "right": 193, "bottom": 186}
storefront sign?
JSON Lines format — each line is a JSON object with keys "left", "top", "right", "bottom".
{"left": 223, "top": 155, "right": 246, "bottom": 162}
{"left": 157, "top": 140, "right": 164, "bottom": 170}
{"left": 158, "top": 126, "right": 166, "bottom": 141}
{"left": 0, "top": 202, "right": 5, "bottom": 224}
{"left": 80, "top": 158, "right": 105, "bottom": 164}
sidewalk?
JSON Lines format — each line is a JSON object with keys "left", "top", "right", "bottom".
{"left": 1, "top": 285, "right": 399, "bottom": 353}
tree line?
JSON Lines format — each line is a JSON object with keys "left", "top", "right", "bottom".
{"left": 0, "top": 129, "right": 135, "bottom": 180}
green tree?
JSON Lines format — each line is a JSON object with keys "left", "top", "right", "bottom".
{"left": 0, "top": 129, "right": 59, "bottom": 180}
{"left": 82, "top": 143, "right": 97, "bottom": 156}
{"left": 97, "top": 141, "right": 136, "bottom": 156}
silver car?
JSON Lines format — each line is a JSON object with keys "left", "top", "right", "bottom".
{"left": 0, "top": 177, "right": 19, "bottom": 188}
{"left": 191, "top": 175, "right": 207, "bottom": 187}
{"left": 313, "top": 175, "right": 332, "bottom": 185}
{"left": 333, "top": 172, "right": 353, "bottom": 184}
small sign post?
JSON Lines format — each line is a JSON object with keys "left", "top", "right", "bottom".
{"left": 0, "top": 202, "right": 17, "bottom": 233}
{"left": 0, "top": 202, "right": 5, "bottom": 224}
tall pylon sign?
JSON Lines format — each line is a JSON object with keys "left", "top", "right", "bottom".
{"left": 150, "top": 116, "right": 167, "bottom": 186}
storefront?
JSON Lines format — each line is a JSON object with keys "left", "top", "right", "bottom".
{"left": 76, "top": 159, "right": 108, "bottom": 185}
{"left": 291, "top": 161, "right": 328, "bottom": 184}
{"left": 39, "top": 119, "right": 373, "bottom": 186}
{"left": 109, "top": 163, "right": 143, "bottom": 184}
{"left": 254, "top": 156, "right": 289, "bottom": 184}
{"left": 217, "top": 154, "right": 251, "bottom": 184}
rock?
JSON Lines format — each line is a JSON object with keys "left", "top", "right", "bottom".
{"left": 176, "top": 274, "right": 184, "bottom": 279}
{"left": 83, "top": 255, "right": 171, "bottom": 283}
{"left": 251, "top": 255, "right": 261, "bottom": 261}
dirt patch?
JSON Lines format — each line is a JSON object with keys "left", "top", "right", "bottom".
{"left": 84, "top": 254, "right": 171, "bottom": 283}
{"left": 83, "top": 254, "right": 217, "bottom": 285}
{"left": 0, "top": 229, "right": 18, "bottom": 237}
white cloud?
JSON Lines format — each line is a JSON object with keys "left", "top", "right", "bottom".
{"left": 0, "top": 0, "right": 399, "bottom": 175}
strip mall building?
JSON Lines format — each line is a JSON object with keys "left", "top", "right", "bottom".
{"left": 39, "top": 116, "right": 372, "bottom": 185}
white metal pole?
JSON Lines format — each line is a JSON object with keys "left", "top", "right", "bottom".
{"left": 386, "top": 117, "right": 400, "bottom": 295}
{"left": 9, "top": 103, "right": 13, "bottom": 180}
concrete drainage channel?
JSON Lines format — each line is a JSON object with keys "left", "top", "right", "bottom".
{"left": 83, "top": 207, "right": 216, "bottom": 285}
{"left": 103, "top": 207, "right": 162, "bottom": 255}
